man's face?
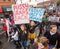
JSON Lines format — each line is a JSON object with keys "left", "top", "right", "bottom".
{"left": 50, "top": 27, "right": 57, "bottom": 33}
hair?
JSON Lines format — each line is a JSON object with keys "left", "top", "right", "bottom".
{"left": 40, "top": 36, "right": 48, "bottom": 47}
{"left": 34, "top": 36, "right": 49, "bottom": 49}
{"left": 49, "top": 25, "right": 57, "bottom": 30}
{"left": 12, "top": 27, "right": 18, "bottom": 33}
{"left": 35, "top": 36, "right": 48, "bottom": 48}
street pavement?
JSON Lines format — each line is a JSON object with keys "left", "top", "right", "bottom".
{"left": 0, "top": 35, "right": 16, "bottom": 49}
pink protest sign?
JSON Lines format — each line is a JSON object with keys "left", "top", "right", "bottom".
{"left": 12, "top": 4, "right": 29, "bottom": 24}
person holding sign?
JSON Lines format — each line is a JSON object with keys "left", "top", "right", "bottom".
{"left": 28, "top": 20, "right": 40, "bottom": 47}
{"left": 19, "top": 24, "right": 28, "bottom": 49}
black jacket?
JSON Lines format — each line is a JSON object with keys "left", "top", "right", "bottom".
{"left": 57, "top": 34, "right": 60, "bottom": 48}
{"left": 44, "top": 31, "right": 59, "bottom": 45}
{"left": 18, "top": 30, "right": 28, "bottom": 41}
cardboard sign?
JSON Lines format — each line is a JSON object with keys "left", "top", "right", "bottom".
{"left": 29, "top": 8, "right": 45, "bottom": 22}
{"left": 48, "top": 16, "right": 60, "bottom": 22}
{"left": 12, "top": 4, "right": 29, "bottom": 24}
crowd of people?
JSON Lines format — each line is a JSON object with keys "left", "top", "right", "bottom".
{"left": 0, "top": 4, "right": 60, "bottom": 49}
{"left": 3, "top": 21, "right": 60, "bottom": 49}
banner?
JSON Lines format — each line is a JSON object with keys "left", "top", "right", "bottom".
{"left": 12, "top": 4, "right": 29, "bottom": 24}
{"left": 29, "top": 8, "right": 45, "bottom": 22}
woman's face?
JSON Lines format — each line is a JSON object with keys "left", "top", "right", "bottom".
{"left": 53, "top": 14, "right": 56, "bottom": 17}
{"left": 50, "top": 27, "right": 57, "bottom": 33}
{"left": 20, "top": 25, "right": 25, "bottom": 31}
{"left": 30, "top": 21, "right": 35, "bottom": 26}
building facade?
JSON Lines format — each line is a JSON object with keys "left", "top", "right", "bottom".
{"left": 0, "top": 0, "right": 15, "bottom": 6}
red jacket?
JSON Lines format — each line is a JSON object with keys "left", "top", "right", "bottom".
{"left": 3, "top": 20, "right": 7, "bottom": 31}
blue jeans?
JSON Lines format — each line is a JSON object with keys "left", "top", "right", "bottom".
{"left": 49, "top": 44, "right": 55, "bottom": 49}
{"left": 21, "top": 40, "right": 27, "bottom": 48}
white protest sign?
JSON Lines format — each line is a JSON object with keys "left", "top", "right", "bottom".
{"left": 12, "top": 4, "right": 29, "bottom": 24}
{"left": 48, "top": 16, "right": 60, "bottom": 22}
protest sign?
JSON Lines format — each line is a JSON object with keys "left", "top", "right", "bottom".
{"left": 12, "top": 4, "right": 29, "bottom": 24}
{"left": 48, "top": 16, "right": 60, "bottom": 22}
{"left": 29, "top": 8, "right": 45, "bottom": 22}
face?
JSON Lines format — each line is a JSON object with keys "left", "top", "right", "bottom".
{"left": 30, "top": 21, "right": 35, "bottom": 26}
{"left": 20, "top": 25, "right": 25, "bottom": 31}
{"left": 50, "top": 27, "right": 57, "bottom": 33}
{"left": 58, "top": 12, "right": 60, "bottom": 16}
{"left": 53, "top": 15, "right": 56, "bottom": 17}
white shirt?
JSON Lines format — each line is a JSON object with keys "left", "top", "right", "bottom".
{"left": 50, "top": 31, "right": 56, "bottom": 35}
{"left": 6, "top": 19, "right": 10, "bottom": 35}
{"left": 12, "top": 31, "right": 18, "bottom": 40}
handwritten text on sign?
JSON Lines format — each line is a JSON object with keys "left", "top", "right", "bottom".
{"left": 29, "top": 8, "right": 45, "bottom": 22}
{"left": 12, "top": 4, "right": 29, "bottom": 24}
